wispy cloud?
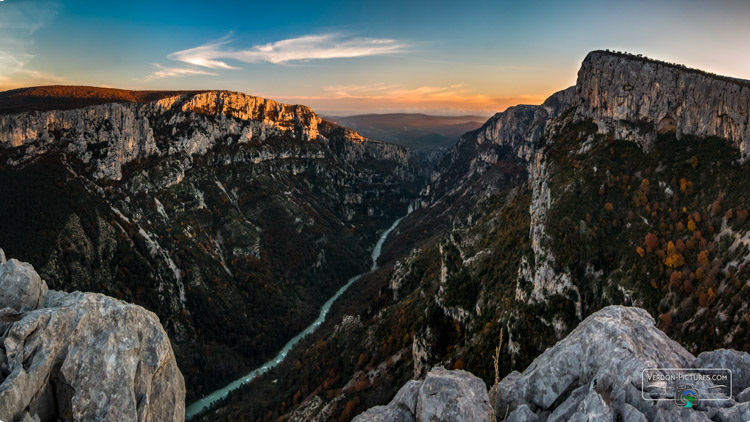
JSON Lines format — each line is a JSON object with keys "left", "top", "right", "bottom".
{"left": 163, "top": 33, "right": 406, "bottom": 72}
{"left": 144, "top": 64, "right": 219, "bottom": 80}
{"left": 0, "top": 0, "right": 68, "bottom": 90}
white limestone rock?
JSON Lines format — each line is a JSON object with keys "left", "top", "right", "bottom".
{"left": 574, "top": 51, "right": 750, "bottom": 158}
{"left": 0, "top": 253, "right": 185, "bottom": 422}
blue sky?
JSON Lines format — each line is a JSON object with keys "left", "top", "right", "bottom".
{"left": 1, "top": 0, "right": 749, "bottom": 115}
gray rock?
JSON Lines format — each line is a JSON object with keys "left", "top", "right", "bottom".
{"left": 715, "top": 402, "right": 750, "bottom": 422}
{"left": 568, "top": 388, "right": 613, "bottom": 421}
{"left": 354, "top": 367, "right": 491, "bottom": 422}
{"left": 0, "top": 256, "right": 185, "bottom": 422}
{"left": 0, "top": 248, "right": 6, "bottom": 263}
{"left": 495, "top": 306, "right": 750, "bottom": 422}
{"left": 417, "top": 367, "right": 492, "bottom": 422}
{"left": 736, "top": 386, "right": 750, "bottom": 403}
{"left": 353, "top": 381, "right": 422, "bottom": 422}
{"left": 0, "top": 258, "right": 48, "bottom": 312}
{"left": 620, "top": 403, "right": 648, "bottom": 422}
{"left": 695, "top": 349, "right": 750, "bottom": 393}
{"left": 546, "top": 385, "right": 586, "bottom": 422}
{"left": 506, "top": 404, "right": 538, "bottom": 422}
{"left": 573, "top": 51, "right": 750, "bottom": 158}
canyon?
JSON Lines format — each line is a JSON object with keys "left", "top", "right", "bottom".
{"left": 2, "top": 50, "right": 750, "bottom": 421}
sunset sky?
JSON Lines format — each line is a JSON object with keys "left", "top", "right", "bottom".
{"left": 2, "top": 0, "right": 750, "bottom": 116}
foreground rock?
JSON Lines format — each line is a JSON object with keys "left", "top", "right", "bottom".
{"left": 354, "top": 306, "right": 750, "bottom": 421}
{"left": 0, "top": 250, "right": 185, "bottom": 421}
{"left": 496, "top": 306, "right": 750, "bottom": 421}
{"left": 353, "top": 366, "right": 491, "bottom": 422}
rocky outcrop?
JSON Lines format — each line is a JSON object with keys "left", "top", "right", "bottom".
{"left": 0, "top": 90, "right": 413, "bottom": 180}
{"left": 426, "top": 87, "right": 574, "bottom": 205}
{"left": 573, "top": 51, "right": 750, "bottom": 156}
{"left": 496, "top": 306, "right": 750, "bottom": 421}
{"left": 0, "top": 250, "right": 185, "bottom": 422}
{"left": 353, "top": 366, "right": 491, "bottom": 422}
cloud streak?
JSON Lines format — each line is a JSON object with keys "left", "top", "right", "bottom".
{"left": 144, "top": 64, "right": 219, "bottom": 80}
{"left": 166, "top": 33, "right": 406, "bottom": 69}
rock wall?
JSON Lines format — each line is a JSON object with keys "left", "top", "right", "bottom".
{"left": 426, "top": 86, "right": 574, "bottom": 205}
{"left": 0, "top": 249, "right": 185, "bottom": 422}
{"left": 0, "top": 90, "right": 413, "bottom": 180}
{"left": 574, "top": 50, "right": 750, "bottom": 156}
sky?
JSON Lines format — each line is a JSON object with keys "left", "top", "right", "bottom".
{"left": 1, "top": 0, "right": 750, "bottom": 116}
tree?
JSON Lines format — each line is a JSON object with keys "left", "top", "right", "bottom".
{"left": 698, "top": 250, "right": 710, "bottom": 267}
{"left": 669, "top": 271, "right": 682, "bottom": 288}
{"left": 664, "top": 241, "right": 685, "bottom": 268}
{"left": 645, "top": 233, "right": 659, "bottom": 251}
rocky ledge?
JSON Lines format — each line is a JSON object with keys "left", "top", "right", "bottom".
{"left": 0, "top": 249, "right": 185, "bottom": 422}
{"left": 355, "top": 306, "right": 750, "bottom": 421}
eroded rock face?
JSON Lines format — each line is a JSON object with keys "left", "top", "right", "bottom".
{"left": 427, "top": 87, "right": 575, "bottom": 205}
{"left": 353, "top": 366, "right": 491, "bottom": 422}
{"left": 495, "top": 306, "right": 750, "bottom": 421}
{"left": 0, "top": 250, "right": 185, "bottom": 422}
{"left": 574, "top": 51, "right": 750, "bottom": 156}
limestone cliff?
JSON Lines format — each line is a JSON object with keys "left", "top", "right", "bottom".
{"left": 0, "top": 90, "right": 412, "bottom": 180}
{"left": 572, "top": 50, "right": 750, "bottom": 156}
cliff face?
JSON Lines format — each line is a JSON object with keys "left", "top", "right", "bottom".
{"left": 572, "top": 51, "right": 750, "bottom": 156}
{"left": 0, "top": 89, "right": 420, "bottom": 401}
{"left": 0, "top": 250, "right": 185, "bottom": 422}
{"left": 426, "top": 86, "right": 574, "bottom": 206}
{"left": 0, "top": 90, "right": 410, "bottom": 180}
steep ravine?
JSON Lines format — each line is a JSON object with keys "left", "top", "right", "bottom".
{"left": 187, "top": 205, "right": 412, "bottom": 419}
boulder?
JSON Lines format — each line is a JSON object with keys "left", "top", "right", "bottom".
{"left": 695, "top": 349, "right": 750, "bottom": 393}
{"left": 353, "top": 380, "right": 421, "bottom": 422}
{"left": 0, "top": 253, "right": 185, "bottom": 422}
{"left": 0, "top": 258, "right": 48, "bottom": 312}
{"left": 353, "top": 367, "right": 491, "bottom": 422}
{"left": 495, "top": 306, "right": 750, "bottom": 421}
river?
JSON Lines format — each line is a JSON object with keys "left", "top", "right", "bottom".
{"left": 185, "top": 207, "right": 411, "bottom": 419}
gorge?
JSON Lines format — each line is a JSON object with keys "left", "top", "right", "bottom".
{"left": 2, "top": 50, "right": 750, "bottom": 421}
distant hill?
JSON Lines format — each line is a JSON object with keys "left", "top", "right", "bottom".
{"left": 0, "top": 85, "right": 208, "bottom": 114}
{"left": 326, "top": 113, "right": 486, "bottom": 152}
